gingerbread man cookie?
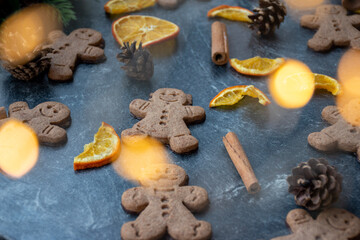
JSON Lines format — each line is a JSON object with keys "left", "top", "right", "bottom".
{"left": 308, "top": 101, "right": 360, "bottom": 161}
{"left": 46, "top": 28, "right": 105, "bottom": 81}
{"left": 121, "top": 88, "right": 206, "bottom": 154}
{"left": 271, "top": 208, "right": 360, "bottom": 240}
{"left": 121, "top": 164, "right": 212, "bottom": 240}
{"left": 300, "top": 4, "right": 360, "bottom": 51}
{"left": 0, "top": 101, "right": 71, "bottom": 145}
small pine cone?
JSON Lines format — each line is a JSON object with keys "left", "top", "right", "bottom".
{"left": 117, "top": 41, "right": 154, "bottom": 81}
{"left": 2, "top": 48, "right": 51, "bottom": 81}
{"left": 249, "top": 0, "right": 287, "bottom": 35}
{"left": 342, "top": 0, "right": 360, "bottom": 11}
{"left": 287, "top": 158, "right": 342, "bottom": 211}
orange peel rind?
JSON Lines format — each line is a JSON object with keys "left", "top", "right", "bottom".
{"left": 112, "top": 15, "right": 180, "bottom": 47}
{"left": 209, "top": 85, "right": 271, "bottom": 107}
{"left": 74, "top": 122, "right": 121, "bottom": 170}
{"left": 230, "top": 57, "right": 285, "bottom": 76}
{"left": 207, "top": 5, "right": 253, "bottom": 23}
{"left": 104, "top": 0, "right": 156, "bottom": 14}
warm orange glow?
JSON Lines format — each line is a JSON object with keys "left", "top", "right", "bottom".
{"left": 112, "top": 135, "right": 170, "bottom": 184}
{"left": 284, "top": 0, "right": 324, "bottom": 10}
{"left": 337, "top": 49, "right": 360, "bottom": 126}
{"left": 269, "top": 59, "right": 314, "bottom": 109}
{"left": 0, "top": 4, "right": 62, "bottom": 66}
{"left": 0, "top": 120, "right": 39, "bottom": 178}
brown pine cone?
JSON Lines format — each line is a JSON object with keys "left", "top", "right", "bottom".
{"left": 117, "top": 41, "right": 154, "bottom": 81}
{"left": 342, "top": 0, "right": 360, "bottom": 11}
{"left": 2, "top": 48, "right": 51, "bottom": 81}
{"left": 287, "top": 158, "right": 342, "bottom": 211}
{"left": 249, "top": 0, "right": 287, "bottom": 35}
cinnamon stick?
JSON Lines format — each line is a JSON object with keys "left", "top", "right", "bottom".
{"left": 211, "top": 21, "right": 229, "bottom": 65}
{"left": 223, "top": 132, "right": 261, "bottom": 194}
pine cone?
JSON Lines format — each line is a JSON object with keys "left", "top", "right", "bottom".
{"left": 2, "top": 48, "right": 51, "bottom": 81}
{"left": 249, "top": 0, "right": 287, "bottom": 35}
{"left": 117, "top": 41, "right": 154, "bottom": 81}
{"left": 342, "top": 0, "right": 360, "bottom": 11}
{"left": 287, "top": 158, "right": 342, "bottom": 211}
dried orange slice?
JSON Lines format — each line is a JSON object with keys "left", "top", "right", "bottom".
{"left": 209, "top": 85, "right": 271, "bottom": 107}
{"left": 207, "top": 5, "right": 253, "bottom": 23}
{"left": 74, "top": 122, "right": 120, "bottom": 170}
{"left": 314, "top": 73, "right": 341, "bottom": 95}
{"left": 112, "top": 15, "right": 180, "bottom": 47}
{"left": 0, "top": 120, "right": 39, "bottom": 178}
{"left": 230, "top": 57, "right": 285, "bottom": 76}
{"left": 104, "top": 0, "right": 155, "bottom": 14}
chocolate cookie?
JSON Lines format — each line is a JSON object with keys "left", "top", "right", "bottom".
{"left": 121, "top": 164, "right": 212, "bottom": 240}
{"left": 121, "top": 88, "right": 206, "bottom": 154}
{"left": 308, "top": 101, "right": 360, "bottom": 161}
{"left": 300, "top": 4, "right": 360, "bottom": 51}
{"left": 271, "top": 208, "right": 360, "bottom": 240}
{"left": 0, "top": 101, "right": 71, "bottom": 145}
{"left": 46, "top": 28, "right": 105, "bottom": 81}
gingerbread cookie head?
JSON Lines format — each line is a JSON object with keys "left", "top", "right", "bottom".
{"left": 70, "top": 28, "right": 103, "bottom": 44}
{"left": 34, "top": 102, "right": 70, "bottom": 124}
{"left": 286, "top": 209, "right": 314, "bottom": 232}
{"left": 316, "top": 4, "right": 345, "bottom": 15}
{"left": 140, "top": 164, "right": 188, "bottom": 188}
{"left": 318, "top": 208, "right": 360, "bottom": 238}
{"left": 151, "top": 88, "right": 191, "bottom": 105}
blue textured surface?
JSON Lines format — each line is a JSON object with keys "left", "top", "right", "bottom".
{"left": 0, "top": 0, "right": 359, "bottom": 239}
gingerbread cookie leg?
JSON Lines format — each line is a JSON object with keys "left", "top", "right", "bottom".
{"left": 308, "top": 34, "right": 333, "bottom": 52}
{"left": 169, "top": 121, "right": 198, "bottom": 153}
{"left": 121, "top": 211, "right": 167, "bottom": 240}
{"left": 168, "top": 218, "right": 212, "bottom": 240}
{"left": 48, "top": 64, "right": 74, "bottom": 81}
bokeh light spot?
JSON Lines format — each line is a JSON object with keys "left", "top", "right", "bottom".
{"left": 0, "top": 4, "right": 62, "bottom": 66}
{"left": 337, "top": 49, "right": 360, "bottom": 126}
{"left": 269, "top": 59, "right": 314, "bottom": 109}
{"left": 112, "top": 135, "right": 170, "bottom": 185}
{"left": 0, "top": 120, "right": 39, "bottom": 178}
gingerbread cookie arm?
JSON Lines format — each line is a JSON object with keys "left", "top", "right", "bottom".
{"left": 129, "top": 99, "right": 151, "bottom": 119}
{"left": 286, "top": 209, "right": 314, "bottom": 232}
{"left": 8, "top": 101, "right": 29, "bottom": 115}
{"left": 180, "top": 186, "right": 209, "bottom": 212}
{"left": 121, "top": 187, "right": 149, "bottom": 213}
{"left": 183, "top": 106, "right": 205, "bottom": 123}
{"left": 300, "top": 15, "right": 321, "bottom": 29}
{"left": 349, "top": 14, "right": 360, "bottom": 27}
{"left": 308, "top": 130, "right": 337, "bottom": 151}
{"left": 321, "top": 106, "right": 342, "bottom": 125}
{"left": 78, "top": 46, "right": 105, "bottom": 63}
